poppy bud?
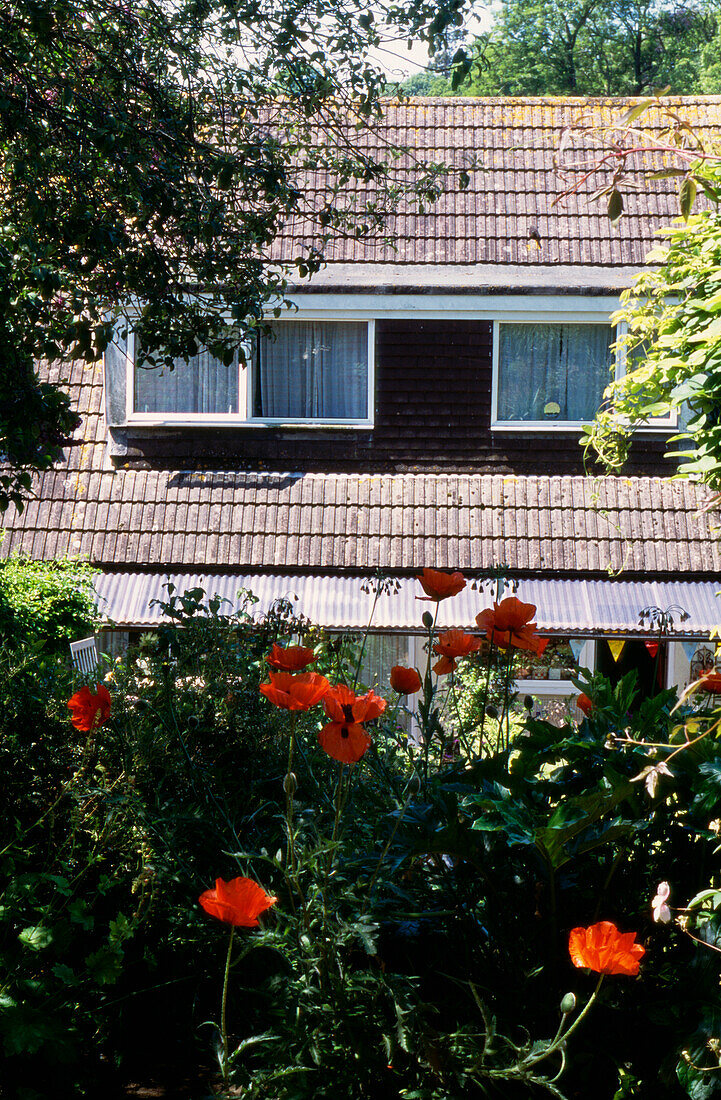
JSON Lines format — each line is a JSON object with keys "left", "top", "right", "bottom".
{"left": 283, "top": 771, "right": 298, "bottom": 796}
{"left": 485, "top": 704, "right": 498, "bottom": 719}
{"left": 187, "top": 715, "right": 200, "bottom": 729}
{"left": 421, "top": 611, "right": 434, "bottom": 630}
{"left": 523, "top": 695, "right": 534, "bottom": 711}
{"left": 406, "top": 772, "right": 421, "bottom": 795}
{"left": 560, "top": 992, "right": 576, "bottom": 1014}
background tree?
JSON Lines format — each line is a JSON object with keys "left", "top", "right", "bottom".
{"left": 0, "top": 0, "right": 467, "bottom": 512}
{"left": 417, "top": 0, "right": 719, "bottom": 96}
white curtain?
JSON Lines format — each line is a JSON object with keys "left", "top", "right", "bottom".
{"left": 255, "top": 321, "right": 368, "bottom": 419}
{"left": 134, "top": 349, "right": 239, "bottom": 414}
{"left": 497, "top": 324, "right": 612, "bottom": 422}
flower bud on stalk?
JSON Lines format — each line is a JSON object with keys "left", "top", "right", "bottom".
{"left": 283, "top": 771, "right": 297, "bottom": 796}
{"left": 406, "top": 772, "right": 421, "bottom": 795}
{"left": 421, "top": 611, "right": 434, "bottom": 630}
{"left": 560, "top": 992, "right": 576, "bottom": 1015}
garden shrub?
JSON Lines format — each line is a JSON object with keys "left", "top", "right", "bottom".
{"left": 0, "top": 553, "right": 97, "bottom": 652}
{"left": 1, "top": 573, "right": 720, "bottom": 1098}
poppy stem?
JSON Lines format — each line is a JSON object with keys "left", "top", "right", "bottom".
{"left": 515, "top": 974, "right": 604, "bottom": 1075}
{"left": 503, "top": 646, "right": 513, "bottom": 757}
{"left": 285, "top": 714, "right": 298, "bottom": 879}
{"left": 478, "top": 639, "right": 494, "bottom": 756}
{"left": 220, "top": 925, "right": 235, "bottom": 1085}
{"left": 422, "top": 605, "right": 440, "bottom": 784}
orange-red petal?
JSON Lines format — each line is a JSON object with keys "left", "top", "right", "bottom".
{"left": 576, "top": 693, "right": 594, "bottom": 716}
{"left": 199, "top": 877, "right": 278, "bottom": 927}
{"left": 323, "top": 684, "right": 387, "bottom": 723}
{"left": 67, "top": 684, "right": 112, "bottom": 731}
{"left": 259, "top": 671, "right": 330, "bottom": 711}
{"left": 569, "top": 921, "right": 645, "bottom": 976}
{"left": 416, "top": 568, "right": 466, "bottom": 602}
{"left": 265, "top": 644, "right": 316, "bottom": 671}
{"left": 318, "top": 721, "right": 372, "bottom": 763}
{"left": 390, "top": 666, "right": 422, "bottom": 694}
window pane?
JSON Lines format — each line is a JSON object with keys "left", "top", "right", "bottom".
{"left": 497, "top": 324, "right": 613, "bottom": 422}
{"left": 134, "top": 349, "right": 239, "bottom": 414}
{"left": 254, "top": 321, "right": 368, "bottom": 419}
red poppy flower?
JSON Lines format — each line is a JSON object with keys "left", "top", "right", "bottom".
{"left": 318, "top": 684, "right": 387, "bottom": 764}
{"left": 67, "top": 684, "right": 111, "bottom": 731}
{"left": 416, "top": 568, "right": 466, "bottom": 602}
{"left": 432, "top": 629, "right": 482, "bottom": 675}
{"left": 576, "top": 693, "right": 594, "bottom": 717}
{"left": 265, "top": 643, "right": 316, "bottom": 671}
{"left": 259, "top": 671, "right": 330, "bottom": 711}
{"left": 475, "top": 597, "right": 543, "bottom": 653}
{"left": 390, "top": 666, "right": 422, "bottom": 694}
{"left": 699, "top": 671, "right": 721, "bottom": 694}
{"left": 199, "top": 877, "right": 278, "bottom": 928}
{"left": 568, "top": 921, "right": 645, "bottom": 976}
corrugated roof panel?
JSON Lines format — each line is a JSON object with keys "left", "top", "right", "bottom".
{"left": 94, "top": 572, "right": 721, "bottom": 637}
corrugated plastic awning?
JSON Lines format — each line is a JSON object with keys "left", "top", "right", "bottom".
{"left": 94, "top": 572, "right": 721, "bottom": 637}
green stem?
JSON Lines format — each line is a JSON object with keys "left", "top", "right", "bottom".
{"left": 521, "top": 974, "right": 604, "bottom": 1071}
{"left": 478, "top": 643, "right": 494, "bottom": 756}
{"left": 220, "top": 925, "right": 235, "bottom": 1085}
{"left": 352, "top": 580, "right": 381, "bottom": 692}
{"left": 422, "top": 604, "right": 440, "bottom": 784}
{"left": 285, "top": 713, "right": 297, "bottom": 879}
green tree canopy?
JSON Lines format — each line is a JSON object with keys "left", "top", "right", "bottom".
{"left": 0, "top": 0, "right": 467, "bottom": 511}
{"left": 423, "top": 0, "right": 718, "bottom": 96}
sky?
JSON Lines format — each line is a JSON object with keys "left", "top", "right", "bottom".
{"left": 367, "top": 6, "right": 494, "bottom": 80}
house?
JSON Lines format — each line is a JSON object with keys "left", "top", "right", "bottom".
{"left": 3, "top": 96, "right": 721, "bottom": 712}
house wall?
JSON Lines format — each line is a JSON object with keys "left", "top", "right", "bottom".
{"left": 109, "top": 319, "right": 672, "bottom": 475}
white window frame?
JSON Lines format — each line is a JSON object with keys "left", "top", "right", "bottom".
{"left": 515, "top": 639, "right": 596, "bottom": 697}
{"left": 613, "top": 320, "right": 678, "bottom": 430}
{"left": 490, "top": 309, "right": 677, "bottom": 434}
{"left": 125, "top": 317, "right": 375, "bottom": 429}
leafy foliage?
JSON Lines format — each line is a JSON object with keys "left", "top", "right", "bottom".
{"left": 0, "top": 0, "right": 468, "bottom": 510}
{"left": 402, "top": 0, "right": 719, "bottom": 97}
{"left": 583, "top": 161, "right": 721, "bottom": 489}
{"left": 0, "top": 553, "right": 97, "bottom": 651}
{"left": 2, "top": 583, "right": 721, "bottom": 1097}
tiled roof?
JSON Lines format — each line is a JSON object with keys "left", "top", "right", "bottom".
{"left": 271, "top": 96, "right": 721, "bottom": 268}
{"left": 1, "top": 360, "right": 717, "bottom": 577}
{"left": 2, "top": 360, "right": 717, "bottom": 579}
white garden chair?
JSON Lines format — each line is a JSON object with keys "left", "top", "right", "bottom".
{"left": 69, "top": 636, "right": 100, "bottom": 678}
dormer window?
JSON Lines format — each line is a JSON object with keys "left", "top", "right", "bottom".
{"left": 492, "top": 321, "right": 614, "bottom": 429}
{"left": 253, "top": 320, "right": 370, "bottom": 421}
{"left": 126, "top": 319, "right": 374, "bottom": 427}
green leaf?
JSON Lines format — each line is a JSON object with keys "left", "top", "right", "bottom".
{"left": 619, "top": 100, "right": 656, "bottom": 125}
{"left": 18, "top": 925, "right": 53, "bottom": 950}
{"left": 679, "top": 177, "right": 697, "bottom": 221}
{"left": 85, "top": 945, "right": 123, "bottom": 985}
{"left": 607, "top": 189, "right": 623, "bottom": 224}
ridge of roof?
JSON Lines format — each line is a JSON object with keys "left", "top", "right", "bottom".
{"left": 377, "top": 95, "right": 721, "bottom": 105}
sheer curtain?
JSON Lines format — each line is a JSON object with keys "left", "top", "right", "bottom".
{"left": 497, "top": 324, "right": 613, "bottom": 422}
{"left": 254, "top": 321, "right": 368, "bottom": 419}
{"left": 134, "top": 349, "right": 239, "bottom": 414}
